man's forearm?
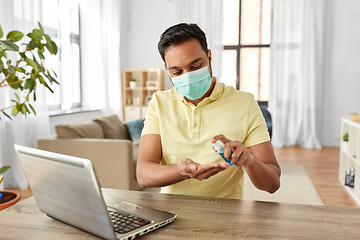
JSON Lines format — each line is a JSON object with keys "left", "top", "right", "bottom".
{"left": 137, "top": 162, "right": 187, "bottom": 188}
{"left": 244, "top": 155, "right": 281, "bottom": 193}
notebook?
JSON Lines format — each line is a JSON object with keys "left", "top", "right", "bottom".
{"left": 14, "top": 144, "right": 176, "bottom": 240}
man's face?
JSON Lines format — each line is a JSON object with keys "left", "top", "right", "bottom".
{"left": 164, "top": 38, "right": 212, "bottom": 78}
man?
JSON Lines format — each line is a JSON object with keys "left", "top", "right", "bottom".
{"left": 136, "top": 23, "right": 280, "bottom": 199}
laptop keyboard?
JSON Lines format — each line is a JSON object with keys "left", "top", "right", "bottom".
{"left": 108, "top": 209, "right": 151, "bottom": 234}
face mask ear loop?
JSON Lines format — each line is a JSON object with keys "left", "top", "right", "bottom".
{"left": 167, "top": 72, "right": 175, "bottom": 87}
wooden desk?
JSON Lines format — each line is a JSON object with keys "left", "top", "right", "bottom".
{"left": 1, "top": 188, "right": 360, "bottom": 239}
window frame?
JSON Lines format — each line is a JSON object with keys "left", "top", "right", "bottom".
{"left": 43, "top": 1, "right": 83, "bottom": 112}
{"left": 223, "top": 0, "right": 271, "bottom": 107}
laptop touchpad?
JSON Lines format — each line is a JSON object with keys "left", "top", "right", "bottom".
{"left": 111, "top": 201, "right": 142, "bottom": 212}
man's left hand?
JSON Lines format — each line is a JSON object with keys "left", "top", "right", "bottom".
{"left": 211, "top": 134, "right": 254, "bottom": 167}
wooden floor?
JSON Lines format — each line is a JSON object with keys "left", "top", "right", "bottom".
{"left": 274, "top": 146, "right": 358, "bottom": 208}
{"left": 9, "top": 146, "right": 359, "bottom": 208}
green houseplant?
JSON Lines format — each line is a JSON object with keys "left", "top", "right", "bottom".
{"left": 0, "top": 22, "right": 58, "bottom": 119}
{"left": 0, "top": 22, "right": 59, "bottom": 210}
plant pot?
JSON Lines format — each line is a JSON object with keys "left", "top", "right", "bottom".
{"left": 342, "top": 141, "right": 349, "bottom": 154}
{"left": 129, "top": 81, "right": 136, "bottom": 89}
{"left": 0, "top": 190, "right": 21, "bottom": 211}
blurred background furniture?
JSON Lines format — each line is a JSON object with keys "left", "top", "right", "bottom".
{"left": 37, "top": 115, "right": 144, "bottom": 191}
{"left": 260, "top": 107, "right": 272, "bottom": 139}
{"left": 123, "top": 68, "right": 164, "bottom": 121}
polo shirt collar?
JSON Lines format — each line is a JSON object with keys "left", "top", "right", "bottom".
{"left": 171, "top": 76, "right": 224, "bottom": 102}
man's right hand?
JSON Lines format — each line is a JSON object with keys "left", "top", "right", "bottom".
{"left": 177, "top": 158, "right": 229, "bottom": 181}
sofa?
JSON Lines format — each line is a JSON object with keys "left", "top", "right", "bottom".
{"left": 260, "top": 107, "right": 272, "bottom": 139}
{"left": 37, "top": 115, "right": 144, "bottom": 191}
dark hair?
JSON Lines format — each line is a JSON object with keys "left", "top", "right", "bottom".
{"left": 158, "top": 23, "right": 208, "bottom": 63}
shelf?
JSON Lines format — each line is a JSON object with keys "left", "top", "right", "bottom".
{"left": 341, "top": 149, "right": 358, "bottom": 164}
{"left": 122, "top": 68, "right": 164, "bottom": 121}
{"left": 126, "top": 88, "right": 141, "bottom": 90}
{"left": 342, "top": 182, "right": 360, "bottom": 206}
{"left": 339, "top": 117, "right": 360, "bottom": 206}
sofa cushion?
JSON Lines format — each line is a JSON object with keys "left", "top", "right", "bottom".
{"left": 133, "top": 144, "right": 139, "bottom": 175}
{"left": 125, "top": 118, "right": 145, "bottom": 145}
{"left": 56, "top": 121, "right": 104, "bottom": 138}
{"left": 93, "top": 115, "right": 130, "bottom": 140}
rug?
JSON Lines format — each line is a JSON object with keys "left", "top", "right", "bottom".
{"left": 243, "top": 164, "right": 324, "bottom": 205}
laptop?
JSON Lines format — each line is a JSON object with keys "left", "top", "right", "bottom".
{"left": 14, "top": 144, "right": 176, "bottom": 240}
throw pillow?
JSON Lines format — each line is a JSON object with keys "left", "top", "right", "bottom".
{"left": 56, "top": 121, "right": 104, "bottom": 138}
{"left": 93, "top": 115, "right": 130, "bottom": 139}
{"left": 125, "top": 118, "right": 145, "bottom": 145}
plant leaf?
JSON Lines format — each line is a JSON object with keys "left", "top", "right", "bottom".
{"left": 38, "top": 75, "right": 53, "bottom": 93}
{"left": 14, "top": 92, "right": 20, "bottom": 102}
{"left": 27, "top": 39, "right": 39, "bottom": 50}
{"left": 50, "top": 41, "right": 58, "bottom": 55}
{"left": 38, "top": 22, "right": 44, "bottom": 35}
{"left": 0, "top": 25, "right": 3, "bottom": 39}
{"left": 1, "top": 111, "right": 12, "bottom": 120}
{"left": 12, "top": 106, "right": 19, "bottom": 116}
{"left": 6, "top": 31, "right": 24, "bottom": 42}
{"left": 6, "top": 74, "right": 21, "bottom": 89}
{"left": 23, "top": 79, "right": 35, "bottom": 96}
{"left": 19, "top": 52, "right": 27, "bottom": 59}
{"left": 52, "top": 68, "right": 57, "bottom": 77}
{"left": 45, "top": 72, "right": 59, "bottom": 85}
{"left": 13, "top": 66, "right": 26, "bottom": 73}
{"left": 33, "top": 57, "right": 44, "bottom": 72}
{"left": 38, "top": 51, "right": 45, "bottom": 60}
{"left": 29, "top": 103, "right": 36, "bottom": 115}
{"left": 0, "top": 59, "right": 3, "bottom": 71}
{"left": 26, "top": 58, "right": 39, "bottom": 73}
{"left": 27, "top": 29, "right": 43, "bottom": 40}
{"left": 46, "top": 40, "right": 58, "bottom": 55}
{"left": 0, "top": 39, "right": 19, "bottom": 51}
{"left": 21, "top": 104, "right": 28, "bottom": 114}
{"left": 8, "top": 65, "right": 15, "bottom": 74}
{"left": 0, "top": 166, "right": 10, "bottom": 175}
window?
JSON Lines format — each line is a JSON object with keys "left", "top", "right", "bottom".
{"left": 221, "top": 0, "right": 272, "bottom": 106}
{"left": 42, "top": 0, "right": 81, "bottom": 111}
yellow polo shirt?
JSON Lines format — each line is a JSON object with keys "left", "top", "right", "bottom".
{"left": 141, "top": 77, "right": 270, "bottom": 199}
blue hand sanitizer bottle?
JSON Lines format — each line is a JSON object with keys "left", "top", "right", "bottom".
{"left": 212, "top": 142, "right": 234, "bottom": 166}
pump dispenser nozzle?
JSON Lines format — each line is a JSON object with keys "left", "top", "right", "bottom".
{"left": 212, "top": 142, "right": 234, "bottom": 166}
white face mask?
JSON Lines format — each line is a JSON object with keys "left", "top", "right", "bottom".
{"left": 170, "top": 66, "right": 212, "bottom": 100}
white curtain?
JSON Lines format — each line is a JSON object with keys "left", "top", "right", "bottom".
{"left": 79, "top": 0, "right": 123, "bottom": 117}
{"left": 0, "top": 0, "right": 51, "bottom": 190}
{"left": 268, "top": 0, "right": 326, "bottom": 149}
{"left": 173, "top": 0, "right": 223, "bottom": 79}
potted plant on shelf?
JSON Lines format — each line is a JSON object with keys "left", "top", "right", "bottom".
{"left": 129, "top": 78, "right": 137, "bottom": 89}
{"left": 0, "top": 23, "right": 58, "bottom": 210}
{"left": 342, "top": 133, "right": 349, "bottom": 153}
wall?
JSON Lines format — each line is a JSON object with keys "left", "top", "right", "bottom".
{"left": 322, "top": 0, "right": 360, "bottom": 146}
{"left": 126, "top": 0, "right": 177, "bottom": 89}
